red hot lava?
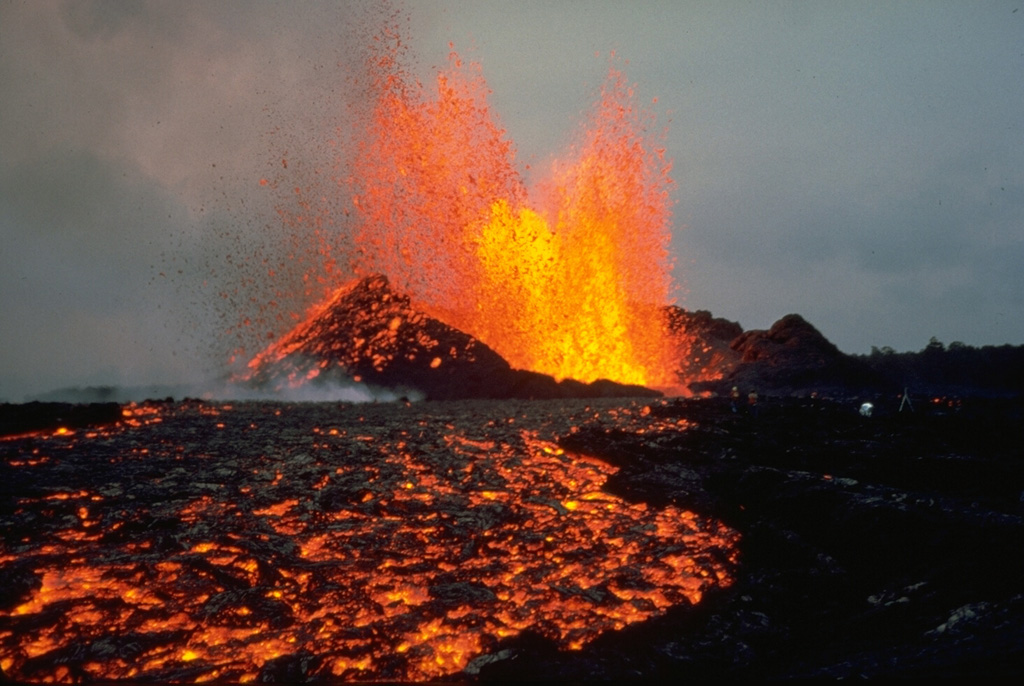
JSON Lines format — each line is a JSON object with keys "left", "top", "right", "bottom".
{"left": 0, "top": 399, "right": 739, "bottom": 682}
{"left": 254, "top": 20, "right": 702, "bottom": 391}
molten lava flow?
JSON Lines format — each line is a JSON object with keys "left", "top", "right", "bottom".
{"left": 268, "top": 24, "right": 687, "bottom": 389}
{"left": 0, "top": 399, "right": 739, "bottom": 683}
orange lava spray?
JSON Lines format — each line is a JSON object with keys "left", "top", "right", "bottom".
{"left": 339, "top": 29, "right": 679, "bottom": 388}
{"left": 254, "top": 16, "right": 691, "bottom": 390}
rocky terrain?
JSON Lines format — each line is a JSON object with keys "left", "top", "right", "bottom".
{"left": 481, "top": 394, "right": 1024, "bottom": 681}
{"left": 30, "top": 275, "right": 1024, "bottom": 406}
{"left": 241, "top": 275, "right": 659, "bottom": 402}
{"left": 2, "top": 393, "right": 1022, "bottom": 682}
{"left": 0, "top": 397, "right": 735, "bottom": 683}
{"left": 237, "top": 273, "right": 1024, "bottom": 404}
{"left": 677, "top": 309, "right": 1024, "bottom": 400}
{"left": 4, "top": 274, "right": 1023, "bottom": 682}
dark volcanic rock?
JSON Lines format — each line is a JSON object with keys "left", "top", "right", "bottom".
{"left": 681, "top": 312, "right": 1024, "bottom": 400}
{"left": 666, "top": 306, "right": 743, "bottom": 346}
{"left": 0, "top": 397, "right": 723, "bottom": 683}
{"left": 475, "top": 395, "right": 1024, "bottom": 681}
{"left": 3, "top": 395, "right": 1023, "bottom": 681}
{"left": 256, "top": 651, "right": 324, "bottom": 683}
{"left": 0, "top": 401, "right": 122, "bottom": 438}
{"left": 245, "top": 274, "right": 514, "bottom": 400}
{"left": 665, "top": 306, "right": 742, "bottom": 383}
{"left": 692, "top": 314, "right": 884, "bottom": 397}
{"left": 733, "top": 313, "right": 840, "bottom": 364}
{"left": 244, "top": 274, "right": 659, "bottom": 401}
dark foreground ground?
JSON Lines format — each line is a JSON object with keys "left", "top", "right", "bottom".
{"left": 2, "top": 394, "right": 1023, "bottom": 682}
{"left": 486, "top": 395, "right": 1024, "bottom": 682}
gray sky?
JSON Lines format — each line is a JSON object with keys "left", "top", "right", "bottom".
{"left": 2, "top": 1, "right": 1022, "bottom": 401}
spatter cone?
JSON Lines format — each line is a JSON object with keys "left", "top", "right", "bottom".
{"left": 243, "top": 274, "right": 660, "bottom": 401}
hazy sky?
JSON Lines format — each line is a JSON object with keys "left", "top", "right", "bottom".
{"left": 2, "top": 1, "right": 1022, "bottom": 401}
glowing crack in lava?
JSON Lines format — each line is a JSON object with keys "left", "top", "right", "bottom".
{"left": 0, "top": 400, "right": 739, "bottom": 682}
{"left": 266, "top": 26, "right": 685, "bottom": 389}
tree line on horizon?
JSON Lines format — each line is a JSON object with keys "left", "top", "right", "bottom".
{"left": 857, "top": 338, "right": 1024, "bottom": 395}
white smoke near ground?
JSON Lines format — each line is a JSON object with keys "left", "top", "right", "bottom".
{"left": 32, "top": 379, "right": 422, "bottom": 405}
{"left": 200, "top": 379, "right": 423, "bottom": 404}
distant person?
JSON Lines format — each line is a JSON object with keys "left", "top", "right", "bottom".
{"left": 748, "top": 391, "right": 759, "bottom": 418}
{"left": 730, "top": 386, "right": 740, "bottom": 413}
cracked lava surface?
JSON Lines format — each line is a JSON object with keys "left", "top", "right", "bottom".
{"left": 1, "top": 398, "right": 739, "bottom": 682}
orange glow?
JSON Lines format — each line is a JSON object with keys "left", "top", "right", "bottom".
{"left": 0, "top": 399, "right": 739, "bottom": 682}
{"left": 461, "top": 66, "right": 676, "bottom": 386}
{"left": 262, "top": 25, "right": 694, "bottom": 390}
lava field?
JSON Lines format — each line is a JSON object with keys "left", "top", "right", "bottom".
{"left": 0, "top": 398, "right": 736, "bottom": 683}
{"left": 2, "top": 395, "right": 1023, "bottom": 683}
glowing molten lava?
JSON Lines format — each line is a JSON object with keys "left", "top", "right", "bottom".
{"left": 275, "top": 26, "right": 681, "bottom": 388}
{"left": 1, "top": 399, "right": 739, "bottom": 682}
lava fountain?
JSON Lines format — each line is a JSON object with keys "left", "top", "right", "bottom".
{"left": 263, "top": 23, "right": 684, "bottom": 389}
{"left": 0, "top": 20, "right": 736, "bottom": 686}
